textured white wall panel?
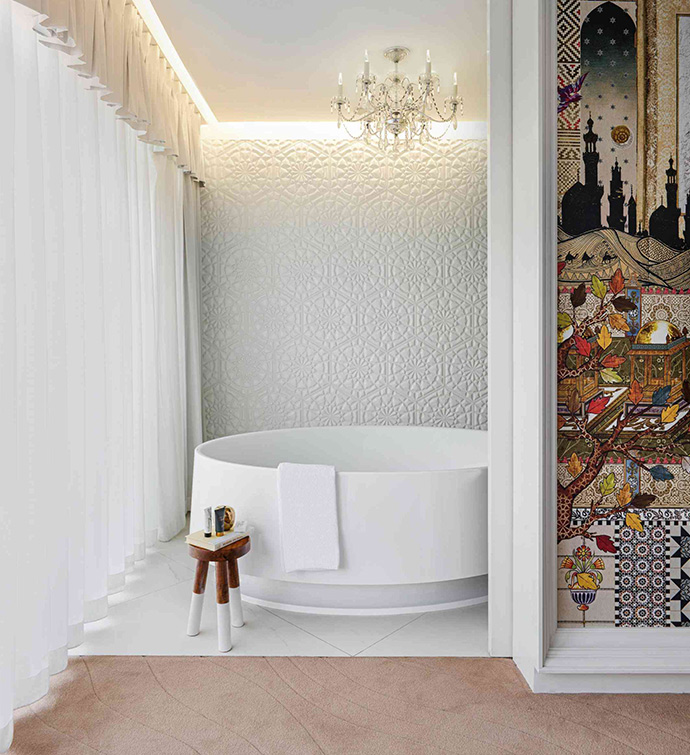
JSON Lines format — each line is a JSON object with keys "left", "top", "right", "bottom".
{"left": 200, "top": 138, "right": 487, "bottom": 439}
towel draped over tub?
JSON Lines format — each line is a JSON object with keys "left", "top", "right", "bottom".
{"left": 277, "top": 462, "right": 340, "bottom": 572}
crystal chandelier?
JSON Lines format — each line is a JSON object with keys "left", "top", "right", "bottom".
{"left": 331, "top": 46, "right": 463, "bottom": 151}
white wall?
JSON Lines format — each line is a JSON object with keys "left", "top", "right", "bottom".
{"left": 200, "top": 135, "right": 488, "bottom": 438}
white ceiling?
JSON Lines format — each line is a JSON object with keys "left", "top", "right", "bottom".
{"left": 150, "top": 0, "right": 488, "bottom": 123}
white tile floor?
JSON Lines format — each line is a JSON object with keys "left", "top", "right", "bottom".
{"left": 71, "top": 531, "right": 488, "bottom": 658}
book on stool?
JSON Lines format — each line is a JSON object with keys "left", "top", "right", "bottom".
{"left": 185, "top": 529, "right": 248, "bottom": 551}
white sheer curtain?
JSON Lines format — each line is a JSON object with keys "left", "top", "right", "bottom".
{"left": 0, "top": 3, "right": 202, "bottom": 750}
{"left": 33, "top": 0, "right": 204, "bottom": 179}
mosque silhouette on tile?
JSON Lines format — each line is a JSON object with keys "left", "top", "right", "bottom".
{"left": 560, "top": 117, "right": 690, "bottom": 250}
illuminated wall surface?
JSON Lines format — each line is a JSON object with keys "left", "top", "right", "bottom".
{"left": 557, "top": 0, "right": 690, "bottom": 626}
{"left": 200, "top": 138, "right": 487, "bottom": 440}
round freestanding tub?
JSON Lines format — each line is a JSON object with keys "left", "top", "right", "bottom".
{"left": 190, "top": 426, "right": 487, "bottom": 615}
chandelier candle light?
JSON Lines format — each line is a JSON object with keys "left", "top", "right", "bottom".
{"left": 331, "top": 46, "right": 463, "bottom": 150}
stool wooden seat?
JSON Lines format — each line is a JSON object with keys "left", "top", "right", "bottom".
{"left": 186, "top": 536, "right": 251, "bottom": 652}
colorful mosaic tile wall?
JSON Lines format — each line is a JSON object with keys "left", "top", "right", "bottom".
{"left": 557, "top": 0, "right": 690, "bottom": 627}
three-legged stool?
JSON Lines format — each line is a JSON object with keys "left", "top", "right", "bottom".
{"left": 186, "top": 536, "right": 251, "bottom": 652}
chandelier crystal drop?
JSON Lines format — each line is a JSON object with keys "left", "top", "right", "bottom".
{"left": 331, "top": 46, "right": 463, "bottom": 151}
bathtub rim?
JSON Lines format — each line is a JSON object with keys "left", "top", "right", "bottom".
{"left": 190, "top": 426, "right": 489, "bottom": 611}
{"left": 195, "top": 425, "right": 488, "bottom": 476}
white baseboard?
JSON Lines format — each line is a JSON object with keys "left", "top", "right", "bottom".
{"left": 530, "top": 627, "right": 690, "bottom": 692}
{"left": 533, "top": 671, "right": 690, "bottom": 693}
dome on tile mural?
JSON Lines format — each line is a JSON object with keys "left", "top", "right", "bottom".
{"left": 634, "top": 320, "right": 683, "bottom": 345}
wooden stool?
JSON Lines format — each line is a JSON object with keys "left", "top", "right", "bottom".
{"left": 186, "top": 536, "right": 251, "bottom": 652}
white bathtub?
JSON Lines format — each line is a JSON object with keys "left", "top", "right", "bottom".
{"left": 190, "top": 426, "right": 487, "bottom": 615}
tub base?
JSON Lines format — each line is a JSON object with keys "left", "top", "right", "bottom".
{"left": 239, "top": 574, "right": 488, "bottom": 616}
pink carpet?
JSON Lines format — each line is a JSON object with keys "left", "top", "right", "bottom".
{"left": 9, "top": 656, "right": 690, "bottom": 754}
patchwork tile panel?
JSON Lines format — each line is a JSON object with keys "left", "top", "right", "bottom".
{"left": 669, "top": 523, "right": 690, "bottom": 626}
{"left": 556, "top": 0, "right": 690, "bottom": 631}
{"left": 615, "top": 521, "right": 668, "bottom": 627}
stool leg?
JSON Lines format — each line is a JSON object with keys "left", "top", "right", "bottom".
{"left": 215, "top": 561, "right": 232, "bottom": 652}
{"left": 187, "top": 561, "right": 208, "bottom": 637}
{"left": 227, "top": 559, "right": 244, "bottom": 628}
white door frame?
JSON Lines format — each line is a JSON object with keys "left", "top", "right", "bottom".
{"left": 496, "top": 0, "right": 690, "bottom": 692}
{"left": 487, "top": 0, "right": 514, "bottom": 658}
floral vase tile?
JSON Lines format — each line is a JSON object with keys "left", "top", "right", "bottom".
{"left": 559, "top": 543, "right": 612, "bottom": 626}
{"left": 558, "top": 585, "right": 615, "bottom": 626}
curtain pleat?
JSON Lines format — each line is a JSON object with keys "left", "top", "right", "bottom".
{"left": 37, "top": 30, "right": 70, "bottom": 682}
{"left": 33, "top": 0, "right": 204, "bottom": 180}
{"left": 152, "top": 153, "right": 188, "bottom": 540}
{"left": 13, "top": 5, "right": 51, "bottom": 704}
{"left": 0, "top": 2, "right": 16, "bottom": 750}
{"left": 183, "top": 177, "right": 204, "bottom": 498}
{"left": 58, "top": 54, "right": 89, "bottom": 648}
{"left": 1, "top": 3, "right": 204, "bottom": 750}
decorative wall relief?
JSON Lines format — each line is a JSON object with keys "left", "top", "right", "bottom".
{"left": 200, "top": 138, "right": 487, "bottom": 439}
{"left": 557, "top": 0, "right": 690, "bottom": 627}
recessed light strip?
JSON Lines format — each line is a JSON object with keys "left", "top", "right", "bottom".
{"left": 131, "top": 0, "right": 218, "bottom": 125}
{"left": 202, "top": 121, "right": 487, "bottom": 140}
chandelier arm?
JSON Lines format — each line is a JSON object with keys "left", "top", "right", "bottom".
{"left": 338, "top": 110, "right": 378, "bottom": 124}
{"left": 335, "top": 100, "right": 380, "bottom": 123}
{"left": 421, "top": 112, "right": 457, "bottom": 124}
{"left": 423, "top": 105, "right": 458, "bottom": 122}
{"left": 420, "top": 91, "right": 457, "bottom": 122}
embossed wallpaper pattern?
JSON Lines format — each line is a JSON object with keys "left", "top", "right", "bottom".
{"left": 200, "top": 138, "right": 487, "bottom": 439}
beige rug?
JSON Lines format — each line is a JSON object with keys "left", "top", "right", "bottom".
{"left": 9, "top": 656, "right": 690, "bottom": 754}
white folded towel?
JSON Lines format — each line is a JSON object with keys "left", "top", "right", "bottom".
{"left": 277, "top": 462, "right": 340, "bottom": 572}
